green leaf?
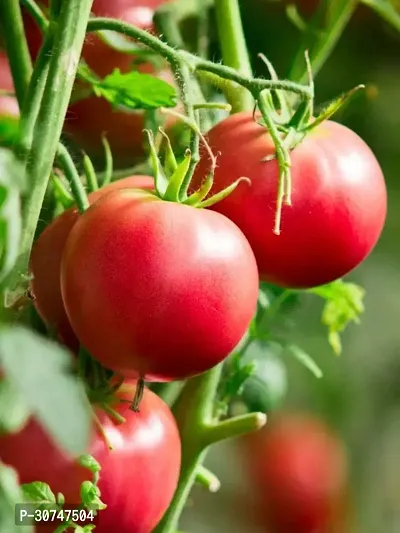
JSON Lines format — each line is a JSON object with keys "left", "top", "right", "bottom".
{"left": 361, "top": 0, "right": 400, "bottom": 32}
{"left": 80, "top": 481, "right": 106, "bottom": 511}
{"left": 307, "top": 279, "right": 365, "bottom": 355}
{"left": 0, "top": 378, "right": 30, "bottom": 435}
{"left": 285, "top": 344, "right": 323, "bottom": 379}
{"left": 79, "top": 455, "right": 101, "bottom": 474}
{"left": 0, "top": 148, "right": 25, "bottom": 284}
{"left": 93, "top": 69, "right": 177, "bottom": 110}
{"left": 21, "top": 482, "right": 56, "bottom": 504}
{"left": 0, "top": 326, "right": 92, "bottom": 455}
{"left": 0, "top": 462, "right": 32, "bottom": 533}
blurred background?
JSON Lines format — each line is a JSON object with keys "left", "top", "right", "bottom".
{"left": 179, "top": 1, "right": 400, "bottom": 532}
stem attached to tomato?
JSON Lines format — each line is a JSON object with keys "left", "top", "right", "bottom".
{"left": 6, "top": 0, "right": 94, "bottom": 300}
{"left": 86, "top": 19, "right": 313, "bottom": 100}
{"left": 153, "top": 364, "right": 266, "bottom": 533}
{"left": 214, "top": 0, "right": 254, "bottom": 113}
{"left": 0, "top": 0, "right": 33, "bottom": 106}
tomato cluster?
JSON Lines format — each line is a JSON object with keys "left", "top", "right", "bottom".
{"left": 241, "top": 414, "right": 350, "bottom": 532}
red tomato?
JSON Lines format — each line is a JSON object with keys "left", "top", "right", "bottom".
{"left": 242, "top": 414, "right": 349, "bottom": 533}
{"left": 0, "top": 52, "right": 19, "bottom": 118}
{"left": 61, "top": 189, "right": 259, "bottom": 381}
{"left": 24, "top": 1, "right": 176, "bottom": 167}
{"left": 29, "top": 175, "right": 154, "bottom": 352}
{"left": 0, "top": 381, "right": 181, "bottom": 533}
{"left": 192, "top": 113, "right": 387, "bottom": 289}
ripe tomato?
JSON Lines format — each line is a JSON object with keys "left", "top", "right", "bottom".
{"left": 61, "top": 189, "right": 259, "bottom": 381}
{"left": 24, "top": 1, "right": 176, "bottom": 168}
{"left": 0, "top": 52, "right": 19, "bottom": 118}
{"left": 242, "top": 414, "right": 349, "bottom": 533}
{"left": 192, "top": 113, "right": 387, "bottom": 289}
{"left": 29, "top": 175, "right": 154, "bottom": 352}
{"left": 0, "top": 381, "right": 181, "bottom": 533}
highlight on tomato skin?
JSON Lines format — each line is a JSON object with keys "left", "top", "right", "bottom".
{"left": 0, "top": 381, "right": 182, "bottom": 533}
{"left": 192, "top": 112, "right": 387, "bottom": 289}
{"left": 29, "top": 175, "right": 154, "bottom": 352}
{"left": 240, "top": 413, "right": 350, "bottom": 533}
{"left": 60, "top": 188, "right": 260, "bottom": 382}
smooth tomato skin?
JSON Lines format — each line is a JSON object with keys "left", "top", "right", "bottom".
{"left": 29, "top": 175, "right": 154, "bottom": 352}
{"left": 0, "top": 52, "right": 19, "bottom": 118}
{"left": 242, "top": 414, "right": 349, "bottom": 533}
{"left": 192, "top": 113, "right": 387, "bottom": 289}
{"left": 61, "top": 189, "right": 259, "bottom": 381}
{"left": 0, "top": 382, "right": 181, "bottom": 533}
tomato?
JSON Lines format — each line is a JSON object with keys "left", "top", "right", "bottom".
{"left": 0, "top": 52, "right": 19, "bottom": 118}
{"left": 0, "top": 381, "right": 181, "bottom": 533}
{"left": 192, "top": 113, "right": 387, "bottom": 289}
{"left": 242, "top": 414, "right": 349, "bottom": 533}
{"left": 24, "top": 1, "right": 176, "bottom": 168}
{"left": 29, "top": 175, "right": 154, "bottom": 352}
{"left": 61, "top": 189, "right": 259, "bottom": 381}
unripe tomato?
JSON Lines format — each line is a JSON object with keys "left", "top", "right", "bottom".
{"left": 29, "top": 175, "right": 154, "bottom": 352}
{"left": 242, "top": 414, "right": 349, "bottom": 533}
{"left": 0, "top": 381, "right": 181, "bottom": 533}
{"left": 61, "top": 189, "right": 259, "bottom": 381}
{"left": 192, "top": 113, "right": 387, "bottom": 289}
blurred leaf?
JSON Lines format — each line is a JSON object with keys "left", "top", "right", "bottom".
{"left": 285, "top": 344, "right": 323, "bottom": 378}
{"left": 0, "top": 462, "right": 32, "bottom": 533}
{"left": 361, "top": 0, "right": 400, "bottom": 32}
{"left": 93, "top": 69, "right": 177, "bottom": 110}
{"left": 0, "top": 326, "right": 92, "bottom": 455}
{"left": 22, "top": 482, "right": 56, "bottom": 504}
{"left": 0, "top": 148, "right": 25, "bottom": 285}
{"left": 307, "top": 280, "right": 365, "bottom": 355}
{"left": 0, "top": 378, "right": 29, "bottom": 435}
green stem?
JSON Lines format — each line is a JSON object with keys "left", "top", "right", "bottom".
{"left": 83, "top": 153, "right": 99, "bottom": 193}
{"left": 0, "top": 0, "right": 33, "bottom": 106}
{"left": 214, "top": 0, "right": 253, "bottom": 112}
{"left": 150, "top": 382, "right": 184, "bottom": 407}
{"left": 154, "top": 364, "right": 266, "bottom": 533}
{"left": 9, "top": 0, "right": 94, "bottom": 296}
{"left": 19, "top": 27, "right": 54, "bottom": 158}
{"left": 86, "top": 19, "right": 313, "bottom": 99}
{"left": 56, "top": 145, "right": 90, "bottom": 213}
{"left": 21, "top": 0, "right": 49, "bottom": 33}
{"left": 288, "top": 0, "right": 359, "bottom": 84}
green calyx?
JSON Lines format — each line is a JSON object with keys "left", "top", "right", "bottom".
{"left": 145, "top": 128, "right": 251, "bottom": 209}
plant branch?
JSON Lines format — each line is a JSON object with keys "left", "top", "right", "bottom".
{"left": 214, "top": 0, "right": 254, "bottom": 112}
{"left": 0, "top": 0, "right": 33, "bottom": 106}
{"left": 20, "top": 0, "right": 49, "bottom": 33}
{"left": 56, "top": 145, "right": 90, "bottom": 213}
{"left": 7, "top": 0, "right": 94, "bottom": 299}
{"left": 153, "top": 363, "right": 266, "bottom": 533}
{"left": 86, "top": 19, "right": 313, "bottom": 99}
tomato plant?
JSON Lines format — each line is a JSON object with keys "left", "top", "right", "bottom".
{"left": 0, "top": 381, "right": 181, "bottom": 533}
{"left": 192, "top": 113, "right": 387, "bottom": 288}
{"left": 29, "top": 175, "right": 154, "bottom": 351}
{"left": 242, "top": 414, "right": 349, "bottom": 532}
{"left": 61, "top": 188, "right": 259, "bottom": 381}
{"left": 0, "top": 0, "right": 393, "bottom": 532}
